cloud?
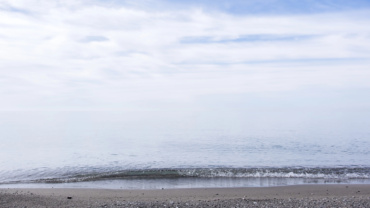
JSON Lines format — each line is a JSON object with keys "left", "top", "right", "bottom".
{"left": 0, "top": 0, "right": 370, "bottom": 110}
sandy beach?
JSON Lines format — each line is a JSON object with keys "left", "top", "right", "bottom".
{"left": 1, "top": 184, "right": 369, "bottom": 207}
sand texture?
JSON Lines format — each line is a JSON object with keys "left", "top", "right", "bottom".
{"left": 1, "top": 184, "right": 370, "bottom": 207}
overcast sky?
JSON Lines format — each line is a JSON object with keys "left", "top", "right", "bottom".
{"left": 1, "top": 0, "right": 370, "bottom": 112}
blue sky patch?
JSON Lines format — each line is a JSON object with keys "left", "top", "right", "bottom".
{"left": 80, "top": 36, "right": 109, "bottom": 43}
{"left": 155, "top": 0, "right": 370, "bottom": 15}
{"left": 180, "top": 34, "right": 317, "bottom": 44}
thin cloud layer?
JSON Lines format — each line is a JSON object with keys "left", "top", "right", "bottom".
{"left": 0, "top": 0, "right": 370, "bottom": 110}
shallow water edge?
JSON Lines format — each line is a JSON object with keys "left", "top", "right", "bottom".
{"left": 2, "top": 177, "right": 370, "bottom": 190}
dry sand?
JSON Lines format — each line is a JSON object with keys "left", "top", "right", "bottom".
{"left": 1, "top": 184, "right": 370, "bottom": 207}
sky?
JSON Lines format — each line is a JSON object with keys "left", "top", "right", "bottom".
{"left": 1, "top": 0, "right": 370, "bottom": 112}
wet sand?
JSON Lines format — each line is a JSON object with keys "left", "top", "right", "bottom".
{"left": 1, "top": 184, "right": 370, "bottom": 207}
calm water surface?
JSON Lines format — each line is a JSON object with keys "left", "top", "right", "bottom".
{"left": 0, "top": 110, "right": 369, "bottom": 187}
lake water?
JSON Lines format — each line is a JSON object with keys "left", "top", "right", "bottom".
{"left": 0, "top": 110, "right": 369, "bottom": 188}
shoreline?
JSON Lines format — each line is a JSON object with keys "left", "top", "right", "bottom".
{"left": 1, "top": 184, "right": 370, "bottom": 207}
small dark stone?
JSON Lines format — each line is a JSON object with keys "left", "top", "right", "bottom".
{"left": 67, "top": 196, "right": 72, "bottom": 199}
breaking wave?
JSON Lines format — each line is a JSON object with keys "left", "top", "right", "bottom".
{"left": 2, "top": 166, "right": 369, "bottom": 184}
